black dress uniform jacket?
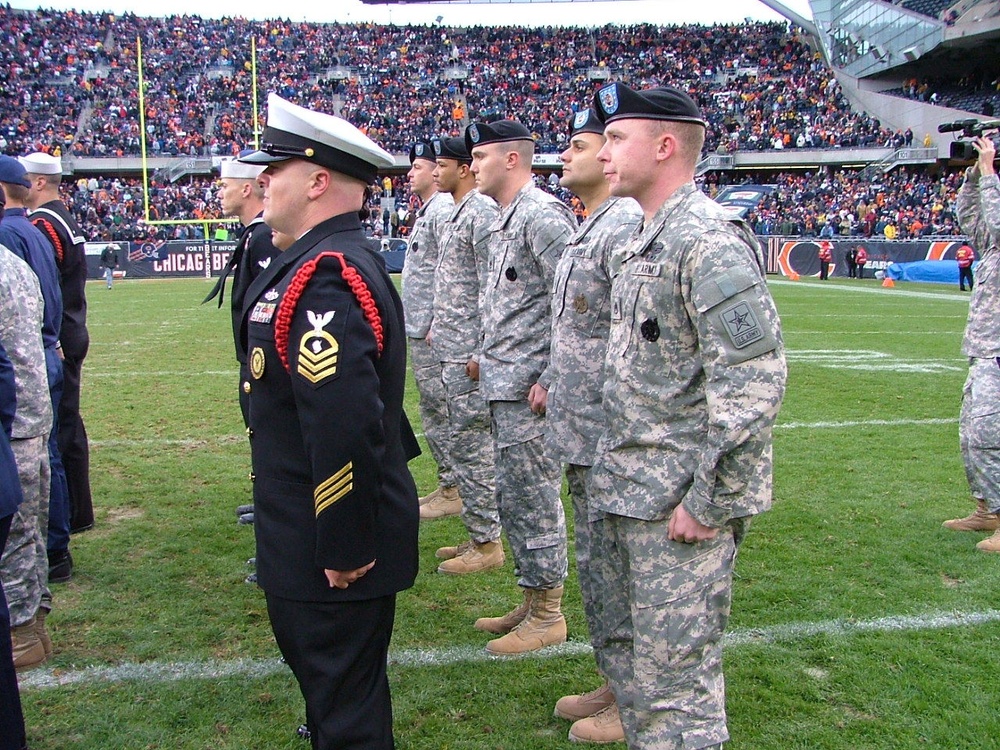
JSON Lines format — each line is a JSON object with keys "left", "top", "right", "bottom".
{"left": 29, "top": 201, "right": 88, "bottom": 362}
{"left": 241, "top": 212, "right": 419, "bottom": 603}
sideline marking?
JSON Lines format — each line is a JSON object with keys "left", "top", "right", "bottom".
{"left": 770, "top": 279, "right": 971, "bottom": 302}
{"left": 21, "top": 609, "right": 1000, "bottom": 691}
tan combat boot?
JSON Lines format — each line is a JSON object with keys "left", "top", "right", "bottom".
{"left": 568, "top": 703, "right": 625, "bottom": 744}
{"left": 942, "top": 500, "right": 1000, "bottom": 532}
{"left": 12, "top": 617, "right": 47, "bottom": 671}
{"left": 435, "top": 539, "right": 472, "bottom": 560}
{"left": 418, "top": 486, "right": 442, "bottom": 506}
{"left": 555, "top": 681, "right": 617, "bottom": 721}
{"left": 437, "top": 540, "right": 505, "bottom": 574}
{"left": 485, "top": 586, "right": 567, "bottom": 655}
{"left": 35, "top": 606, "right": 53, "bottom": 658}
{"left": 419, "top": 485, "right": 462, "bottom": 520}
{"left": 474, "top": 588, "right": 532, "bottom": 634}
{"left": 977, "top": 528, "right": 1000, "bottom": 553}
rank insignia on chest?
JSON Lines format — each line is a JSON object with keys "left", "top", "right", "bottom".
{"left": 721, "top": 302, "right": 763, "bottom": 348}
{"left": 265, "top": 288, "right": 279, "bottom": 301}
{"left": 298, "top": 310, "right": 340, "bottom": 384}
{"left": 640, "top": 317, "right": 660, "bottom": 342}
{"left": 573, "top": 294, "right": 589, "bottom": 314}
{"left": 249, "top": 347, "right": 265, "bottom": 379}
{"left": 250, "top": 301, "right": 277, "bottom": 324}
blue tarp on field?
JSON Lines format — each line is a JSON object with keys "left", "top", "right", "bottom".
{"left": 885, "top": 260, "right": 977, "bottom": 284}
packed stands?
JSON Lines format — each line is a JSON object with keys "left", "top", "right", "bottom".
{"left": 709, "top": 166, "right": 965, "bottom": 237}
{"left": 1, "top": 7, "right": 905, "bottom": 158}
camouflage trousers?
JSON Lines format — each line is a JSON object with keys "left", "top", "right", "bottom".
{"left": 960, "top": 358, "right": 1000, "bottom": 513}
{"left": 1, "top": 436, "right": 51, "bottom": 627}
{"left": 567, "top": 464, "right": 612, "bottom": 676}
{"left": 410, "top": 338, "right": 456, "bottom": 488}
{"left": 593, "top": 513, "right": 736, "bottom": 750}
{"left": 441, "top": 362, "right": 500, "bottom": 543}
{"left": 490, "top": 400, "right": 567, "bottom": 589}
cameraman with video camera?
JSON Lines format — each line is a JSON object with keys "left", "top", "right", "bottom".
{"left": 942, "top": 131, "right": 1000, "bottom": 552}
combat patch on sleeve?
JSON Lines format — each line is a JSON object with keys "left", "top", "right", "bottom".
{"left": 315, "top": 461, "right": 353, "bottom": 517}
{"left": 693, "top": 267, "right": 777, "bottom": 364}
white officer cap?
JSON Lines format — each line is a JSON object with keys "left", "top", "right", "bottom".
{"left": 19, "top": 152, "right": 62, "bottom": 175}
{"left": 240, "top": 93, "right": 394, "bottom": 184}
{"left": 220, "top": 158, "right": 265, "bottom": 180}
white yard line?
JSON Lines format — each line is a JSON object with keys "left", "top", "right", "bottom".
{"left": 21, "top": 609, "right": 1000, "bottom": 691}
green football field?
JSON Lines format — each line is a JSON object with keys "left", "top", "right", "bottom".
{"left": 17, "top": 275, "right": 1000, "bottom": 749}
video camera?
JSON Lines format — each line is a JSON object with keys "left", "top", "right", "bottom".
{"left": 938, "top": 119, "right": 1000, "bottom": 160}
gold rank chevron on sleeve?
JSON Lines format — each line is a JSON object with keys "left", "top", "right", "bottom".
{"left": 314, "top": 461, "right": 354, "bottom": 517}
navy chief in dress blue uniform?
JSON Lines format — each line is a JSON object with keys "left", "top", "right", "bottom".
{"left": 239, "top": 93, "right": 419, "bottom": 750}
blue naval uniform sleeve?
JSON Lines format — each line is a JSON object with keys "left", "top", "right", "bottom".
{"left": 0, "top": 341, "right": 21, "bottom": 519}
{"left": 682, "top": 229, "right": 786, "bottom": 528}
{"left": 0, "top": 340, "right": 15, "bottom": 438}
{"left": 286, "top": 268, "right": 385, "bottom": 573}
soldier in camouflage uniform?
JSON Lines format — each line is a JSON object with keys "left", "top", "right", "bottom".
{"left": 546, "top": 109, "right": 642, "bottom": 744}
{"left": 942, "top": 134, "right": 1000, "bottom": 551}
{"left": 0, "top": 222, "right": 54, "bottom": 672}
{"left": 589, "top": 84, "right": 786, "bottom": 749}
{"left": 428, "top": 136, "right": 504, "bottom": 575}
{"left": 466, "top": 119, "right": 576, "bottom": 655}
{"left": 401, "top": 141, "right": 460, "bottom": 518}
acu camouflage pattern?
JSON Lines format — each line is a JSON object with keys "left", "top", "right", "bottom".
{"left": 588, "top": 181, "right": 785, "bottom": 749}
{"left": 403, "top": 190, "right": 457, "bottom": 487}
{"left": 546, "top": 196, "right": 641, "bottom": 466}
{"left": 480, "top": 182, "right": 573, "bottom": 589}
{"left": 0, "top": 248, "right": 52, "bottom": 439}
{"left": 480, "top": 182, "right": 576, "bottom": 401}
{"left": 401, "top": 190, "right": 454, "bottom": 339}
{"left": 591, "top": 182, "right": 786, "bottom": 527}
{"left": 595, "top": 515, "right": 736, "bottom": 749}
{"left": 431, "top": 189, "right": 501, "bottom": 543}
{"left": 960, "top": 359, "right": 1000, "bottom": 511}
{"left": 4, "top": 436, "right": 50, "bottom": 626}
{"left": 430, "top": 189, "right": 497, "bottom": 362}
{"left": 956, "top": 169, "right": 1000, "bottom": 511}
{"left": 0, "top": 247, "right": 52, "bottom": 627}
{"left": 957, "top": 170, "right": 1000, "bottom": 358}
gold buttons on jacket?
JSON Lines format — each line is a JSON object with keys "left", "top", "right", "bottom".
{"left": 243, "top": 381, "right": 251, "bottom": 394}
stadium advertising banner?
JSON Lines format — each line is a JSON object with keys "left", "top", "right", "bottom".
{"left": 766, "top": 238, "right": 974, "bottom": 279}
{"left": 86, "top": 240, "right": 238, "bottom": 279}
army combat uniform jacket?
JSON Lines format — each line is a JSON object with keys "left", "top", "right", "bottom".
{"left": 592, "top": 182, "right": 786, "bottom": 527}
{"left": 547, "top": 196, "right": 641, "bottom": 466}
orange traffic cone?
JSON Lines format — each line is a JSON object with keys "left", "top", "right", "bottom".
{"left": 882, "top": 276, "right": 894, "bottom": 288}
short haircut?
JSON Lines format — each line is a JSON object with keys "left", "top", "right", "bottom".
{"left": 650, "top": 120, "right": 705, "bottom": 168}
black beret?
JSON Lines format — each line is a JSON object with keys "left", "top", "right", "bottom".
{"left": 409, "top": 141, "right": 436, "bottom": 164}
{"left": 594, "top": 83, "right": 706, "bottom": 128}
{"left": 569, "top": 108, "right": 605, "bottom": 138}
{"left": 432, "top": 136, "right": 472, "bottom": 163}
{"left": 465, "top": 120, "right": 534, "bottom": 153}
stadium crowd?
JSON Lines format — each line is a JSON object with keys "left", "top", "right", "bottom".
{"left": 1, "top": 7, "right": 908, "bottom": 158}
{"left": 54, "top": 163, "right": 966, "bottom": 242}
{"left": 712, "top": 166, "right": 965, "bottom": 238}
